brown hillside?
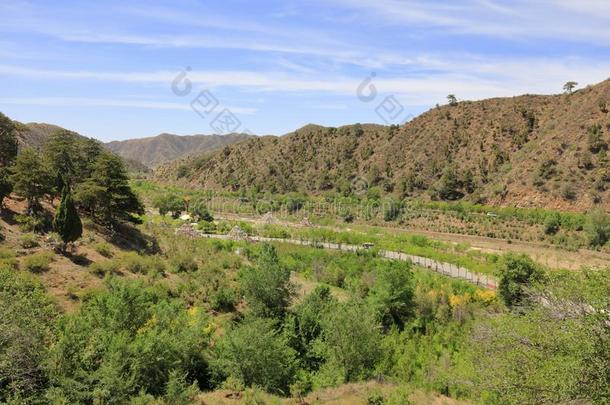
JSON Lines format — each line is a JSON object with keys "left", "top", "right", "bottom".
{"left": 106, "top": 132, "right": 254, "bottom": 168}
{"left": 12, "top": 121, "right": 151, "bottom": 173}
{"left": 155, "top": 79, "right": 610, "bottom": 211}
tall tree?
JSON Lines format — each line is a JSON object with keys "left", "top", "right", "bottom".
{"left": 239, "top": 243, "right": 294, "bottom": 319}
{"left": 9, "top": 148, "right": 53, "bottom": 213}
{"left": 77, "top": 153, "right": 144, "bottom": 225}
{"left": 43, "top": 129, "right": 80, "bottom": 191}
{"left": 53, "top": 187, "right": 82, "bottom": 251}
{"left": 0, "top": 113, "right": 18, "bottom": 208}
{"left": 563, "top": 81, "right": 578, "bottom": 94}
{"left": 0, "top": 112, "right": 18, "bottom": 167}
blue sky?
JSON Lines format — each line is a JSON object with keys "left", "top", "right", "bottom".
{"left": 1, "top": 0, "right": 610, "bottom": 141}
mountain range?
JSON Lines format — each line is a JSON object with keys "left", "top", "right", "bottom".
{"left": 155, "top": 79, "right": 610, "bottom": 211}
{"left": 105, "top": 133, "right": 254, "bottom": 168}
{"left": 12, "top": 122, "right": 253, "bottom": 172}
{"left": 7, "top": 78, "right": 610, "bottom": 211}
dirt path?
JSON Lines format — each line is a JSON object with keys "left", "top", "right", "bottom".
{"left": 216, "top": 213, "right": 610, "bottom": 270}
{"left": 387, "top": 227, "right": 610, "bottom": 271}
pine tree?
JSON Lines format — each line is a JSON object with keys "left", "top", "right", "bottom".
{"left": 0, "top": 113, "right": 17, "bottom": 208}
{"left": 0, "top": 112, "right": 18, "bottom": 167}
{"left": 75, "top": 153, "right": 144, "bottom": 226}
{"left": 53, "top": 187, "right": 82, "bottom": 251}
{"left": 10, "top": 148, "right": 53, "bottom": 213}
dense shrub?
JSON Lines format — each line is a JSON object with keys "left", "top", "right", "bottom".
{"left": 46, "top": 279, "right": 211, "bottom": 403}
{"left": 89, "top": 260, "right": 121, "bottom": 277}
{"left": 313, "top": 300, "right": 382, "bottom": 386}
{"left": 170, "top": 253, "right": 199, "bottom": 273}
{"left": 211, "top": 317, "right": 297, "bottom": 395}
{"left": 20, "top": 232, "right": 39, "bottom": 248}
{"left": 23, "top": 251, "right": 54, "bottom": 273}
{"left": 239, "top": 243, "right": 293, "bottom": 319}
{"left": 585, "top": 209, "right": 610, "bottom": 247}
{"left": 210, "top": 284, "right": 238, "bottom": 312}
{"left": 543, "top": 212, "right": 561, "bottom": 235}
{"left": 367, "top": 261, "right": 414, "bottom": 330}
{"left": 0, "top": 268, "right": 58, "bottom": 403}
{"left": 94, "top": 242, "right": 114, "bottom": 258}
{"left": 497, "top": 253, "right": 545, "bottom": 308}
{"left": 120, "top": 252, "right": 166, "bottom": 276}
{"left": 0, "top": 247, "right": 18, "bottom": 269}
{"left": 15, "top": 214, "right": 51, "bottom": 233}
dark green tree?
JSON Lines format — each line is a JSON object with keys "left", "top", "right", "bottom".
{"left": 585, "top": 208, "right": 610, "bottom": 247}
{"left": 189, "top": 198, "right": 213, "bottom": 222}
{"left": 563, "top": 81, "right": 578, "bottom": 94}
{"left": 0, "top": 168, "right": 11, "bottom": 209}
{"left": 437, "top": 165, "right": 464, "bottom": 200}
{"left": 78, "top": 153, "right": 144, "bottom": 225}
{"left": 153, "top": 194, "right": 185, "bottom": 218}
{"left": 497, "top": 253, "right": 545, "bottom": 308}
{"left": 0, "top": 112, "right": 18, "bottom": 167}
{"left": 0, "top": 113, "right": 17, "bottom": 208}
{"left": 43, "top": 129, "right": 80, "bottom": 191}
{"left": 211, "top": 317, "right": 297, "bottom": 394}
{"left": 9, "top": 148, "right": 53, "bottom": 213}
{"left": 367, "top": 261, "right": 414, "bottom": 330}
{"left": 53, "top": 187, "right": 83, "bottom": 251}
{"left": 239, "top": 243, "right": 293, "bottom": 319}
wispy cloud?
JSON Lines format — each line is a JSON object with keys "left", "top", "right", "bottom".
{"left": 0, "top": 96, "right": 257, "bottom": 114}
{"left": 325, "top": 0, "right": 610, "bottom": 44}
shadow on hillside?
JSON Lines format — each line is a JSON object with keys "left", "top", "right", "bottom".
{"left": 85, "top": 221, "right": 160, "bottom": 255}
{"left": 0, "top": 207, "right": 18, "bottom": 226}
{"left": 69, "top": 252, "right": 92, "bottom": 266}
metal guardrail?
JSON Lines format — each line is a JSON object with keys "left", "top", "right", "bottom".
{"left": 184, "top": 229, "right": 498, "bottom": 290}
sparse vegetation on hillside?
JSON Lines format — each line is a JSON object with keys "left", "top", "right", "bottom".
{"left": 156, "top": 79, "right": 610, "bottom": 211}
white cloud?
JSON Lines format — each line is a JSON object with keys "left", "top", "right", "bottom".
{"left": 2, "top": 54, "right": 609, "bottom": 109}
{"left": 0, "top": 96, "right": 257, "bottom": 114}
{"left": 325, "top": 0, "right": 610, "bottom": 44}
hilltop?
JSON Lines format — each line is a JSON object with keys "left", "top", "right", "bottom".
{"left": 106, "top": 132, "right": 254, "bottom": 168}
{"left": 156, "top": 79, "right": 610, "bottom": 211}
{"left": 11, "top": 121, "right": 253, "bottom": 172}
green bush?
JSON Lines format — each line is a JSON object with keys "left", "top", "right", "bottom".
{"left": 211, "top": 284, "right": 237, "bottom": 312}
{"left": 497, "top": 253, "right": 545, "bottom": 308}
{"left": 0, "top": 247, "right": 18, "bottom": 269}
{"left": 170, "top": 253, "right": 198, "bottom": 273}
{"left": 585, "top": 209, "right": 610, "bottom": 247}
{"left": 211, "top": 317, "right": 297, "bottom": 394}
{"left": 367, "top": 261, "right": 414, "bottom": 330}
{"left": 94, "top": 242, "right": 114, "bottom": 258}
{"left": 120, "top": 252, "right": 166, "bottom": 276}
{"left": 15, "top": 214, "right": 51, "bottom": 233}
{"left": 239, "top": 243, "right": 293, "bottom": 319}
{"left": 89, "top": 260, "right": 120, "bottom": 277}
{"left": 314, "top": 300, "right": 382, "bottom": 385}
{"left": 23, "top": 251, "right": 54, "bottom": 273}
{"left": 46, "top": 279, "right": 210, "bottom": 403}
{"left": 543, "top": 213, "right": 561, "bottom": 235}
{"left": 20, "top": 233, "right": 39, "bottom": 248}
{"left": 0, "top": 268, "right": 58, "bottom": 402}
